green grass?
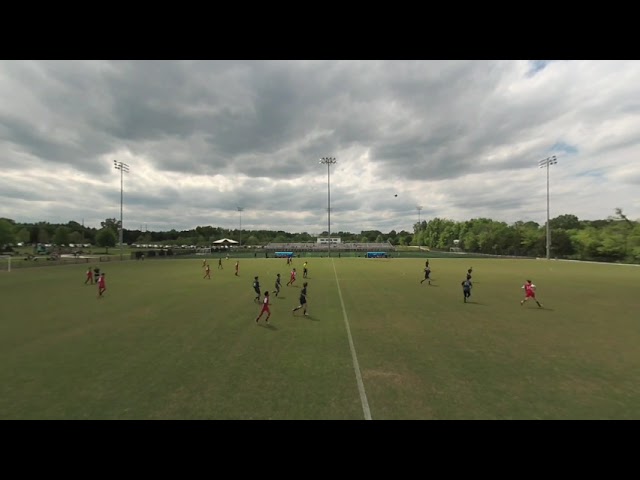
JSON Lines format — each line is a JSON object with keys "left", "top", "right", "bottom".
{"left": 0, "top": 257, "right": 638, "bottom": 419}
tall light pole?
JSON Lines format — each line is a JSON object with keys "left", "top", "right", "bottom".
{"left": 237, "top": 206, "right": 244, "bottom": 248}
{"left": 416, "top": 205, "right": 423, "bottom": 228}
{"left": 113, "top": 160, "right": 130, "bottom": 261}
{"left": 538, "top": 155, "right": 557, "bottom": 260}
{"left": 319, "top": 157, "right": 337, "bottom": 257}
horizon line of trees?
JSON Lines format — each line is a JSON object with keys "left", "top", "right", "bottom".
{"left": 1, "top": 209, "right": 638, "bottom": 263}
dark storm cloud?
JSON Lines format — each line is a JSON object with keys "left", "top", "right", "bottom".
{"left": 2, "top": 60, "right": 639, "bottom": 231}
{"left": 0, "top": 181, "right": 52, "bottom": 202}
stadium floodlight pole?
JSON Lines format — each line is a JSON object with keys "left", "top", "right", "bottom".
{"left": 113, "top": 160, "right": 130, "bottom": 261}
{"left": 319, "top": 157, "right": 337, "bottom": 257}
{"left": 417, "top": 205, "right": 423, "bottom": 227}
{"left": 538, "top": 155, "right": 558, "bottom": 260}
{"left": 237, "top": 206, "right": 244, "bottom": 248}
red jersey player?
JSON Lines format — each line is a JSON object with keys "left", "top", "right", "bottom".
{"left": 286, "top": 268, "right": 297, "bottom": 286}
{"left": 521, "top": 280, "right": 543, "bottom": 307}
{"left": 256, "top": 290, "right": 271, "bottom": 323}
{"left": 85, "top": 266, "right": 94, "bottom": 285}
{"left": 97, "top": 273, "right": 106, "bottom": 298}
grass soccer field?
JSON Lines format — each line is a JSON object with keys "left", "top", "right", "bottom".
{"left": 1, "top": 256, "right": 639, "bottom": 419}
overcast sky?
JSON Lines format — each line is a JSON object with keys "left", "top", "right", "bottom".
{"left": 1, "top": 60, "right": 639, "bottom": 234}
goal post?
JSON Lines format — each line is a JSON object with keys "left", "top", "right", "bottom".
{"left": 1, "top": 255, "right": 11, "bottom": 272}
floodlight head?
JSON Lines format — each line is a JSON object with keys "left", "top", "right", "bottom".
{"left": 538, "top": 155, "right": 559, "bottom": 168}
{"left": 319, "top": 156, "right": 337, "bottom": 165}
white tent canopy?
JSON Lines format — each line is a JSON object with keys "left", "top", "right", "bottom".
{"left": 212, "top": 238, "right": 239, "bottom": 245}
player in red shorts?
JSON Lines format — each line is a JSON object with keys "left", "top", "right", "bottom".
{"left": 97, "top": 273, "right": 107, "bottom": 298}
{"left": 256, "top": 290, "right": 271, "bottom": 323}
{"left": 85, "top": 266, "right": 94, "bottom": 285}
{"left": 520, "top": 279, "right": 543, "bottom": 307}
{"left": 286, "top": 268, "right": 297, "bottom": 286}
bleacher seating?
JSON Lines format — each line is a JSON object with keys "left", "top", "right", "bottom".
{"left": 264, "top": 242, "right": 395, "bottom": 252}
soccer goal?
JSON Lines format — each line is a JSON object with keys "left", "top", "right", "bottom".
{"left": 0, "top": 255, "right": 12, "bottom": 272}
{"left": 196, "top": 247, "right": 211, "bottom": 255}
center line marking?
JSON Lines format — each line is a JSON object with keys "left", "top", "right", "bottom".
{"left": 332, "top": 258, "right": 372, "bottom": 420}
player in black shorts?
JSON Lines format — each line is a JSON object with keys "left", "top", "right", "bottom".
{"left": 461, "top": 278, "right": 472, "bottom": 302}
{"left": 253, "top": 276, "right": 261, "bottom": 303}
{"left": 274, "top": 273, "right": 282, "bottom": 297}
{"left": 293, "top": 282, "right": 308, "bottom": 316}
{"left": 420, "top": 266, "right": 431, "bottom": 285}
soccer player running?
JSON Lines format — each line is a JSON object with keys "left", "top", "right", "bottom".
{"left": 286, "top": 267, "right": 297, "bottom": 286}
{"left": 521, "top": 280, "right": 543, "bottom": 308}
{"left": 420, "top": 265, "right": 431, "bottom": 285}
{"left": 203, "top": 263, "right": 211, "bottom": 279}
{"left": 218, "top": 257, "right": 223, "bottom": 269}
{"left": 303, "top": 261, "right": 308, "bottom": 278}
{"left": 293, "top": 282, "right": 309, "bottom": 316}
{"left": 85, "top": 266, "right": 94, "bottom": 285}
{"left": 274, "top": 273, "right": 282, "bottom": 297}
{"left": 256, "top": 291, "right": 271, "bottom": 324}
{"left": 235, "top": 261, "right": 239, "bottom": 276}
{"left": 461, "top": 278, "right": 472, "bottom": 302}
{"left": 253, "top": 276, "right": 261, "bottom": 303}
{"left": 97, "top": 273, "right": 106, "bottom": 298}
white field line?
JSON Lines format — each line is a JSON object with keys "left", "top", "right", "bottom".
{"left": 331, "top": 258, "right": 372, "bottom": 420}
{"left": 553, "top": 259, "right": 640, "bottom": 267}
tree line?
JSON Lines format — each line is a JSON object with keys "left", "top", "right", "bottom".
{"left": 1, "top": 209, "right": 638, "bottom": 263}
{"left": 411, "top": 210, "right": 640, "bottom": 263}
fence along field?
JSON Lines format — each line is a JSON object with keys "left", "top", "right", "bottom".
{"left": 0, "top": 256, "right": 638, "bottom": 419}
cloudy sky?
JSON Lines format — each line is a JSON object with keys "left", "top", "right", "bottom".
{"left": 1, "top": 60, "right": 639, "bottom": 234}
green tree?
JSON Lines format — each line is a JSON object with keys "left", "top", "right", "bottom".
{"left": 462, "top": 231, "right": 477, "bottom": 252}
{"left": 37, "top": 228, "right": 50, "bottom": 244}
{"left": 0, "top": 219, "right": 15, "bottom": 247}
{"left": 53, "top": 226, "right": 70, "bottom": 246}
{"left": 613, "top": 208, "right": 634, "bottom": 226}
{"left": 625, "top": 224, "right": 640, "bottom": 262}
{"left": 520, "top": 226, "right": 545, "bottom": 257}
{"left": 16, "top": 228, "right": 30, "bottom": 244}
{"left": 101, "top": 218, "right": 120, "bottom": 233}
{"left": 96, "top": 228, "right": 117, "bottom": 253}
{"left": 551, "top": 229, "right": 574, "bottom": 257}
{"left": 136, "top": 233, "right": 152, "bottom": 245}
{"left": 245, "top": 235, "right": 259, "bottom": 245}
{"left": 69, "top": 231, "right": 83, "bottom": 246}
{"left": 549, "top": 214, "right": 581, "bottom": 230}
{"left": 570, "top": 228, "right": 600, "bottom": 260}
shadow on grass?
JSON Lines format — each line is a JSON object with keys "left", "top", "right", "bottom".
{"left": 258, "top": 323, "right": 278, "bottom": 330}
{"left": 465, "top": 301, "right": 486, "bottom": 306}
{"left": 521, "top": 305, "right": 555, "bottom": 311}
{"left": 290, "top": 312, "right": 319, "bottom": 321}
